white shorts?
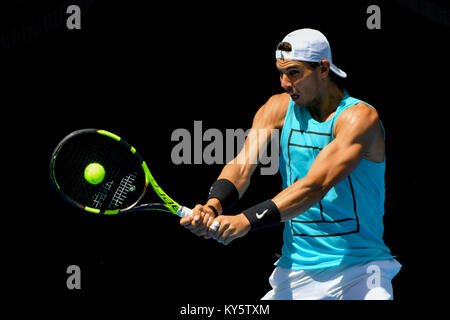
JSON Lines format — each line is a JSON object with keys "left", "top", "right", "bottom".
{"left": 261, "top": 259, "right": 401, "bottom": 300}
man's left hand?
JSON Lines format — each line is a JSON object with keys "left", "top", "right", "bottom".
{"left": 208, "top": 213, "right": 251, "bottom": 245}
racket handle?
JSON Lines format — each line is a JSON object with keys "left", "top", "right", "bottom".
{"left": 177, "top": 206, "right": 221, "bottom": 232}
{"left": 177, "top": 206, "right": 193, "bottom": 218}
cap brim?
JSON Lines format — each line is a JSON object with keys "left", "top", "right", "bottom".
{"left": 330, "top": 64, "right": 347, "bottom": 78}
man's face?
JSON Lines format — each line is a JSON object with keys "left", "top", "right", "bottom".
{"left": 276, "top": 59, "right": 322, "bottom": 107}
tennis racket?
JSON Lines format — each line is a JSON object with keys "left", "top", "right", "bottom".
{"left": 50, "top": 128, "right": 220, "bottom": 231}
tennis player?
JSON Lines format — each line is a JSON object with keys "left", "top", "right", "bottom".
{"left": 180, "top": 28, "right": 401, "bottom": 300}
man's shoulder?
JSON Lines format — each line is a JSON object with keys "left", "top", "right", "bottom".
{"left": 338, "top": 101, "right": 380, "bottom": 125}
{"left": 266, "top": 92, "right": 291, "bottom": 109}
{"left": 334, "top": 101, "right": 383, "bottom": 140}
{"left": 255, "top": 93, "right": 290, "bottom": 129}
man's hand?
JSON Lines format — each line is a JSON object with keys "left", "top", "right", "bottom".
{"left": 180, "top": 199, "right": 223, "bottom": 238}
{"left": 208, "top": 213, "right": 251, "bottom": 245}
{"left": 179, "top": 204, "right": 216, "bottom": 238}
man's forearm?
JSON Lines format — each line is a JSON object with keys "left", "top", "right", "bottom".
{"left": 217, "top": 161, "right": 256, "bottom": 199}
{"left": 272, "top": 176, "right": 329, "bottom": 222}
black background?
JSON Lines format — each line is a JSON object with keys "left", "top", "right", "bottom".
{"left": 2, "top": 0, "right": 448, "bottom": 316}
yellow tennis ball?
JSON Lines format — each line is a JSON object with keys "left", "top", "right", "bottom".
{"left": 84, "top": 162, "right": 105, "bottom": 185}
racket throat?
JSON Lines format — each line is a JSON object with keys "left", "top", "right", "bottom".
{"left": 142, "top": 161, "right": 181, "bottom": 215}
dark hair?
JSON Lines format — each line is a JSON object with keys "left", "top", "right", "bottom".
{"left": 305, "top": 61, "right": 345, "bottom": 90}
{"left": 277, "top": 41, "right": 345, "bottom": 90}
{"left": 277, "top": 41, "right": 292, "bottom": 52}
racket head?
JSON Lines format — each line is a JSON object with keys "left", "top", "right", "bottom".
{"left": 50, "top": 129, "right": 166, "bottom": 214}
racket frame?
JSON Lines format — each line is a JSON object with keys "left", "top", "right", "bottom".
{"left": 50, "top": 129, "right": 188, "bottom": 216}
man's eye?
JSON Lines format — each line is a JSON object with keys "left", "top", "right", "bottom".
{"left": 279, "top": 70, "right": 301, "bottom": 77}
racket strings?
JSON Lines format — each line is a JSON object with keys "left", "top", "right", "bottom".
{"left": 53, "top": 132, "right": 146, "bottom": 211}
{"left": 109, "top": 172, "right": 137, "bottom": 208}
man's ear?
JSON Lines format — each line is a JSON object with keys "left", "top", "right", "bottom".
{"left": 319, "top": 59, "right": 331, "bottom": 79}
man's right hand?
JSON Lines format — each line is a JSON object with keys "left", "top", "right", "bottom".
{"left": 179, "top": 200, "right": 223, "bottom": 239}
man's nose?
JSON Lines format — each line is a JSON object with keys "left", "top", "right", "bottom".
{"left": 280, "top": 74, "right": 293, "bottom": 93}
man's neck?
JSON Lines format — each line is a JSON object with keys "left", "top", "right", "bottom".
{"left": 307, "top": 82, "right": 344, "bottom": 122}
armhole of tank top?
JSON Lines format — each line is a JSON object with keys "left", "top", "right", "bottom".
{"left": 331, "top": 104, "right": 351, "bottom": 140}
{"left": 378, "top": 119, "right": 386, "bottom": 140}
{"left": 280, "top": 98, "right": 295, "bottom": 146}
{"left": 362, "top": 102, "right": 386, "bottom": 140}
{"left": 331, "top": 101, "right": 387, "bottom": 163}
{"left": 331, "top": 99, "right": 376, "bottom": 140}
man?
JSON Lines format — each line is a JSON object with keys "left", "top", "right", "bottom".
{"left": 180, "top": 28, "right": 401, "bottom": 300}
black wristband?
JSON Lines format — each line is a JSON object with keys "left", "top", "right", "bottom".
{"left": 207, "top": 179, "right": 239, "bottom": 212}
{"left": 243, "top": 199, "right": 281, "bottom": 231}
{"left": 208, "top": 205, "right": 219, "bottom": 216}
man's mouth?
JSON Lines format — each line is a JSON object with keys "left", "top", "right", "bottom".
{"left": 291, "top": 94, "right": 300, "bottom": 101}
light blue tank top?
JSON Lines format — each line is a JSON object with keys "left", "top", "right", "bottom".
{"left": 277, "top": 90, "right": 394, "bottom": 270}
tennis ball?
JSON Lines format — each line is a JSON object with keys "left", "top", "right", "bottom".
{"left": 84, "top": 162, "right": 105, "bottom": 185}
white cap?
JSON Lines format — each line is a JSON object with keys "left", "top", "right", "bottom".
{"left": 275, "top": 28, "right": 347, "bottom": 78}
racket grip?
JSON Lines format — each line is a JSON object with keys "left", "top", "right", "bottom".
{"left": 177, "top": 205, "right": 221, "bottom": 232}
{"left": 177, "top": 206, "right": 193, "bottom": 218}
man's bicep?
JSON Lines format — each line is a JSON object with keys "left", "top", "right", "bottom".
{"left": 251, "top": 93, "right": 289, "bottom": 131}
{"left": 306, "top": 104, "right": 381, "bottom": 190}
{"left": 219, "top": 94, "right": 288, "bottom": 191}
{"left": 307, "top": 139, "right": 364, "bottom": 190}
{"left": 226, "top": 94, "right": 288, "bottom": 172}
{"left": 272, "top": 135, "right": 364, "bottom": 221}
